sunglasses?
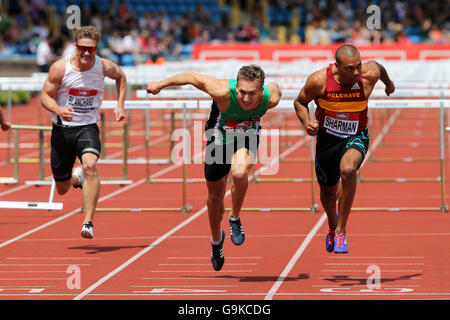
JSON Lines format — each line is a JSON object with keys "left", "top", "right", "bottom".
{"left": 76, "top": 44, "right": 97, "bottom": 54}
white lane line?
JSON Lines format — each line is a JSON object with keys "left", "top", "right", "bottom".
{"left": 131, "top": 285, "right": 238, "bottom": 288}
{"left": 0, "top": 184, "right": 32, "bottom": 197}
{"left": 166, "top": 256, "right": 262, "bottom": 259}
{"left": 264, "top": 109, "right": 401, "bottom": 300}
{"left": 321, "top": 270, "right": 424, "bottom": 272}
{"left": 73, "top": 136, "right": 308, "bottom": 300}
{"left": 141, "top": 277, "right": 247, "bottom": 280}
{"left": 0, "top": 264, "right": 91, "bottom": 266}
{"left": 0, "top": 149, "right": 182, "bottom": 249}
{"left": 2, "top": 292, "right": 450, "bottom": 297}
{"left": 327, "top": 256, "right": 425, "bottom": 259}
{"left": 312, "top": 284, "right": 421, "bottom": 287}
{"left": 148, "top": 270, "right": 253, "bottom": 273}
{"left": 0, "top": 278, "right": 67, "bottom": 280}
{"left": 66, "top": 292, "right": 450, "bottom": 297}
{"left": 0, "top": 271, "right": 67, "bottom": 273}
{"left": 73, "top": 205, "right": 211, "bottom": 300}
{"left": 10, "top": 232, "right": 449, "bottom": 242}
{"left": 325, "top": 263, "right": 424, "bottom": 265}
{"left": 0, "top": 285, "right": 55, "bottom": 287}
{"left": 0, "top": 135, "right": 168, "bottom": 198}
{"left": 7, "top": 257, "right": 101, "bottom": 260}
{"left": 264, "top": 213, "right": 327, "bottom": 300}
{"left": 318, "top": 276, "right": 423, "bottom": 280}
{"left": 158, "top": 263, "right": 257, "bottom": 266}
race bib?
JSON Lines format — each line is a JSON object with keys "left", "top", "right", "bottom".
{"left": 223, "top": 120, "right": 258, "bottom": 134}
{"left": 67, "top": 88, "right": 98, "bottom": 112}
{"left": 324, "top": 111, "right": 359, "bottom": 138}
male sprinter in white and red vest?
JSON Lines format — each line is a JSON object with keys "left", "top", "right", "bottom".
{"left": 41, "top": 26, "right": 127, "bottom": 239}
{"left": 294, "top": 44, "right": 395, "bottom": 253}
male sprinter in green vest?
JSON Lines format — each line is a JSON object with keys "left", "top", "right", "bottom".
{"left": 147, "top": 65, "right": 282, "bottom": 271}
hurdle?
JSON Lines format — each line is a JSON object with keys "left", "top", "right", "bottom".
{"left": 0, "top": 178, "right": 62, "bottom": 210}
{"left": 10, "top": 58, "right": 443, "bottom": 214}
{"left": 7, "top": 124, "right": 52, "bottom": 184}
{"left": 354, "top": 98, "right": 449, "bottom": 213}
{"left": 0, "top": 125, "right": 62, "bottom": 210}
{"left": 96, "top": 90, "right": 450, "bottom": 214}
{"left": 6, "top": 124, "right": 133, "bottom": 186}
{"left": 97, "top": 100, "right": 199, "bottom": 213}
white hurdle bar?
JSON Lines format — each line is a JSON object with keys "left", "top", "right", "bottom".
{"left": 100, "top": 98, "right": 449, "bottom": 212}
{"left": 0, "top": 179, "right": 63, "bottom": 210}
{"left": 136, "top": 89, "right": 450, "bottom": 99}
{"left": 101, "top": 99, "right": 450, "bottom": 110}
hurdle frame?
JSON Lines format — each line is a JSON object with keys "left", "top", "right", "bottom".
{"left": 0, "top": 124, "right": 63, "bottom": 210}
{"left": 96, "top": 95, "right": 449, "bottom": 214}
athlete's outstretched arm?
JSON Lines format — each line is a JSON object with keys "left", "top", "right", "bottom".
{"left": 102, "top": 59, "right": 127, "bottom": 122}
{"left": 40, "top": 59, "right": 75, "bottom": 121}
{"left": 146, "top": 72, "right": 229, "bottom": 101}
{"left": 293, "top": 70, "right": 324, "bottom": 136}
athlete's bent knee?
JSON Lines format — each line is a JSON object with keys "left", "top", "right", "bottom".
{"left": 56, "top": 181, "right": 71, "bottom": 195}
{"left": 340, "top": 165, "right": 357, "bottom": 180}
{"left": 231, "top": 167, "right": 249, "bottom": 181}
{"left": 82, "top": 160, "right": 98, "bottom": 178}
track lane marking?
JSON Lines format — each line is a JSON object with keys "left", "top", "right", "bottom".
{"left": 73, "top": 136, "right": 308, "bottom": 299}
{"left": 264, "top": 108, "right": 401, "bottom": 300}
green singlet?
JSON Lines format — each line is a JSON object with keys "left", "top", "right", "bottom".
{"left": 205, "top": 79, "right": 271, "bottom": 145}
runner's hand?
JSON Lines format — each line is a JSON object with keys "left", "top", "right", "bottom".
{"left": 59, "top": 106, "right": 74, "bottom": 121}
{"left": 1, "top": 121, "right": 11, "bottom": 131}
{"left": 114, "top": 106, "right": 126, "bottom": 122}
{"left": 385, "top": 80, "right": 395, "bottom": 96}
{"left": 146, "top": 81, "right": 162, "bottom": 95}
{"left": 306, "top": 119, "right": 319, "bottom": 136}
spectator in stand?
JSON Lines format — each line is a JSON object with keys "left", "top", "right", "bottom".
{"left": 349, "top": 20, "right": 371, "bottom": 45}
{"left": 122, "top": 29, "right": 139, "bottom": 65}
{"left": 63, "top": 40, "right": 77, "bottom": 57}
{"left": 160, "top": 30, "right": 181, "bottom": 57}
{"left": 0, "top": 0, "right": 449, "bottom": 60}
{"left": 137, "top": 30, "right": 154, "bottom": 61}
{"left": 146, "top": 53, "right": 165, "bottom": 65}
{"left": 24, "top": 0, "right": 47, "bottom": 24}
{"left": 36, "top": 34, "right": 56, "bottom": 72}
{"left": 428, "top": 23, "right": 444, "bottom": 43}
{"left": 123, "top": 30, "right": 139, "bottom": 55}
{"left": 107, "top": 30, "right": 125, "bottom": 66}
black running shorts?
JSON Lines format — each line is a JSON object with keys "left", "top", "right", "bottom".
{"left": 204, "top": 134, "right": 259, "bottom": 182}
{"left": 50, "top": 123, "right": 101, "bottom": 182}
{"left": 315, "top": 128, "right": 369, "bottom": 187}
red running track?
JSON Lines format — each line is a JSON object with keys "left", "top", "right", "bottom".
{"left": 0, "top": 101, "right": 449, "bottom": 302}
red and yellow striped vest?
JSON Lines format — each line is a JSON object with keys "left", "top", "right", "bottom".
{"left": 314, "top": 64, "right": 368, "bottom": 138}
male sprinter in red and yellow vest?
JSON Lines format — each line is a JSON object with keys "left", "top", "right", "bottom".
{"left": 294, "top": 44, "right": 395, "bottom": 253}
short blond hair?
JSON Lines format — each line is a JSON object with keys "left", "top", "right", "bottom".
{"left": 75, "top": 26, "right": 102, "bottom": 44}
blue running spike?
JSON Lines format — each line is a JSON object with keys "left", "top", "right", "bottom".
{"left": 229, "top": 217, "right": 245, "bottom": 246}
{"left": 334, "top": 232, "right": 348, "bottom": 253}
{"left": 211, "top": 230, "right": 225, "bottom": 271}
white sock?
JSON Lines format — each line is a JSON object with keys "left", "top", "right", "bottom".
{"left": 211, "top": 233, "right": 223, "bottom": 245}
{"left": 229, "top": 217, "right": 239, "bottom": 222}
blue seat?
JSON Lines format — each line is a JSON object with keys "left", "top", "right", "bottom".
{"left": 180, "top": 44, "right": 192, "bottom": 57}
{"left": 409, "top": 35, "right": 422, "bottom": 43}
{"left": 121, "top": 54, "right": 135, "bottom": 66}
